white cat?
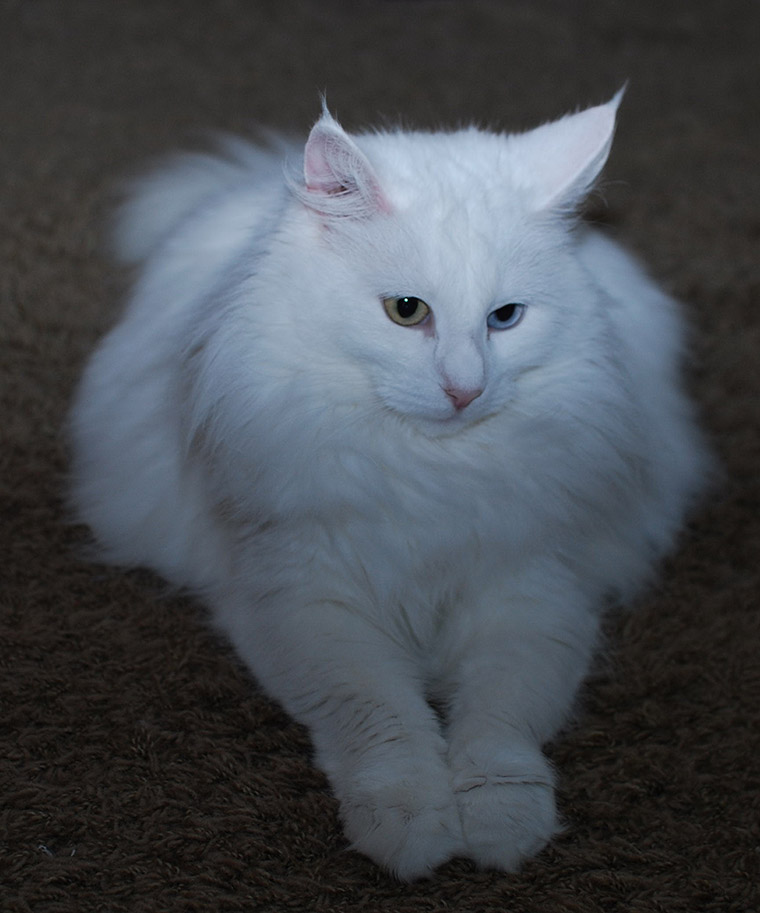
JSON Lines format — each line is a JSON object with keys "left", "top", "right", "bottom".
{"left": 69, "top": 92, "right": 710, "bottom": 879}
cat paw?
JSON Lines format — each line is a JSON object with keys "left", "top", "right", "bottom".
{"left": 338, "top": 765, "right": 464, "bottom": 880}
{"left": 452, "top": 748, "right": 559, "bottom": 871}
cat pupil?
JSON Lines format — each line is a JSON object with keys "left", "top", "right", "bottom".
{"left": 495, "top": 304, "right": 516, "bottom": 321}
{"left": 398, "top": 297, "right": 419, "bottom": 319}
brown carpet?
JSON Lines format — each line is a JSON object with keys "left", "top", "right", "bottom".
{"left": 2, "top": 1, "right": 759, "bottom": 910}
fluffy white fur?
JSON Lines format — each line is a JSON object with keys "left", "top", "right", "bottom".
{"left": 69, "top": 94, "right": 710, "bottom": 879}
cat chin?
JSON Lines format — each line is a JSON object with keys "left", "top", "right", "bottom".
{"left": 395, "top": 406, "right": 498, "bottom": 440}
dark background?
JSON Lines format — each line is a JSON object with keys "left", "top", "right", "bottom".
{"left": 2, "top": 2, "right": 758, "bottom": 910}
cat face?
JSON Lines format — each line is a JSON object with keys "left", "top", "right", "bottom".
{"left": 285, "top": 97, "right": 621, "bottom": 433}
{"left": 279, "top": 201, "right": 583, "bottom": 436}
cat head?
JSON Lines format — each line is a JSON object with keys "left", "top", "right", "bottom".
{"left": 284, "top": 92, "right": 624, "bottom": 435}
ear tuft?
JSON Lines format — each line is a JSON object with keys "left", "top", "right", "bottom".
{"left": 296, "top": 105, "right": 390, "bottom": 219}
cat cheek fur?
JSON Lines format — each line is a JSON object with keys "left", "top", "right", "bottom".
{"left": 68, "top": 93, "right": 712, "bottom": 879}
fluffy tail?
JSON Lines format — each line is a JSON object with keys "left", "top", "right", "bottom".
{"left": 111, "top": 135, "right": 286, "bottom": 264}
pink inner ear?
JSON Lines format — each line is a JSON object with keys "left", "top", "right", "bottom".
{"left": 303, "top": 117, "right": 391, "bottom": 215}
{"left": 304, "top": 132, "right": 350, "bottom": 195}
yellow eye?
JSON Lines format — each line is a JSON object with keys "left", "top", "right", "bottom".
{"left": 382, "top": 296, "right": 431, "bottom": 327}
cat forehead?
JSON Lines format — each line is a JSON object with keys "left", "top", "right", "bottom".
{"left": 353, "top": 128, "right": 528, "bottom": 207}
{"left": 348, "top": 130, "right": 549, "bottom": 276}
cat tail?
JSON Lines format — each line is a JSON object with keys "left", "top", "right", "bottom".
{"left": 110, "top": 133, "right": 286, "bottom": 265}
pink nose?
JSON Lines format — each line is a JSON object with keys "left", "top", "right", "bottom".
{"left": 444, "top": 386, "right": 483, "bottom": 410}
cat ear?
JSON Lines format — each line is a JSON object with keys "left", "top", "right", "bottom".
{"left": 517, "top": 88, "right": 625, "bottom": 212}
{"left": 299, "top": 104, "right": 390, "bottom": 219}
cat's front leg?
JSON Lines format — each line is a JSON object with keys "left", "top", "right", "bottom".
{"left": 450, "top": 734, "right": 558, "bottom": 872}
{"left": 216, "top": 590, "right": 464, "bottom": 879}
{"left": 443, "top": 578, "right": 598, "bottom": 871}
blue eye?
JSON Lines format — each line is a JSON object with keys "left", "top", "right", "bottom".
{"left": 487, "top": 303, "right": 525, "bottom": 330}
